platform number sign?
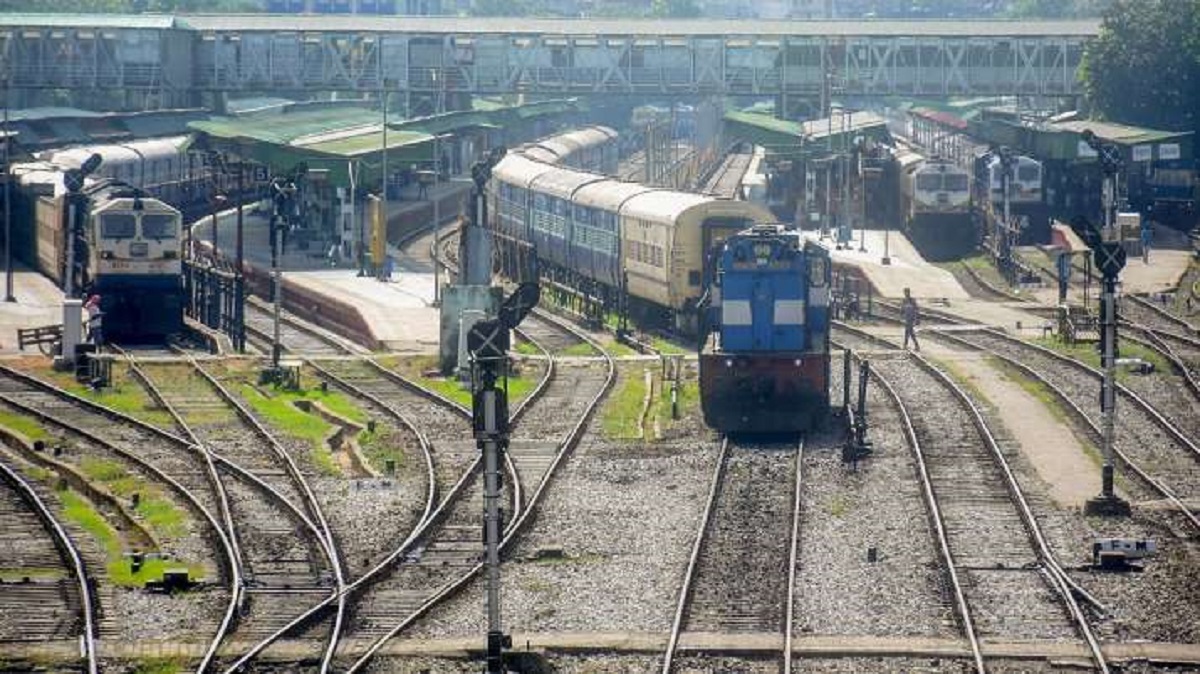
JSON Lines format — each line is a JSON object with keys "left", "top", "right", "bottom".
{"left": 1094, "top": 241, "right": 1127, "bottom": 278}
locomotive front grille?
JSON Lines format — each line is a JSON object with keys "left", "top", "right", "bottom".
{"left": 130, "top": 242, "right": 149, "bottom": 258}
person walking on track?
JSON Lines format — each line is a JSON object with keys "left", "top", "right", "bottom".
{"left": 901, "top": 287, "right": 920, "bottom": 351}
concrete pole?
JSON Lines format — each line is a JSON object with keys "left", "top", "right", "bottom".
{"left": 433, "top": 133, "right": 441, "bottom": 307}
{"left": 379, "top": 93, "right": 388, "bottom": 280}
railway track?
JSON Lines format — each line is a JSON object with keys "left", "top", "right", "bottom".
{"left": 243, "top": 297, "right": 360, "bottom": 356}
{"left": 224, "top": 311, "right": 614, "bottom": 671}
{"left": 132, "top": 357, "right": 346, "bottom": 667}
{"left": 933, "top": 328, "right": 1200, "bottom": 533}
{"left": 662, "top": 436, "right": 804, "bottom": 673}
{"left": 701, "top": 147, "right": 753, "bottom": 199}
{"left": 0, "top": 453, "right": 98, "bottom": 674}
{"left": 1123, "top": 294, "right": 1199, "bottom": 337}
{"left": 843, "top": 336, "right": 1109, "bottom": 673}
{"left": 0, "top": 362, "right": 235, "bottom": 671}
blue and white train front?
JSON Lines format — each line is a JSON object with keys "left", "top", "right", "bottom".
{"left": 699, "top": 225, "right": 832, "bottom": 434}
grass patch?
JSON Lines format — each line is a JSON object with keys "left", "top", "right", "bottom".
{"left": 603, "top": 340, "right": 638, "bottom": 357}
{"left": 358, "top": 424, "right": 406, "bottom": 476}
{"left": 78, "top": 457, "right": 187, "bottom": 539}
{"left": 129, "top": 658, "right": 188, "bottom": 674}
{"left": 827, "top": 494, "right": 850, "bottom": 517}
{"left": 0, "top": 567, "right": 68, "bottom": 581}
{"left": 561, "top": 342, "right": 598, "bottom": 357}
{"left": 651, "top": 378, "right": 699, "bottom": 433}
{"left": 0, "top": 409, "right": 49, "bottom": 441}
{"left": 1031, "top": 336, "right": 1170, "bottom": 381}
{"left": 238, "top": 384, "right": 341, "bottom": 477}
{"left": 651, "top": 337, "right": 689, "bottom": 356}
{"left": 514, "top": 341, "right": 541, "bottom": 356}
{"left": 59, "top": 488, "right": 203, "bottom": 587}
{"left": 35, "top": 366, "right": 173, "bottom": 428}
{"left": 601, "top": 368, "right": 650, "bottom": 439}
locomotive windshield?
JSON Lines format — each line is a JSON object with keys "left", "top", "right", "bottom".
{"left": 101, "top": 213, "right": 137, "bottom": 239}
{"left": 1017, "top": 165, "right": 1040, "bottom": 181}
{"left": 944, "top": 174, "right": 968, "bottom": 191}
{"left": 142, "top": 213, "right": 177, "bottom": 240}
{"left": 916, "top": 174, "right": 941, "bottom": 191}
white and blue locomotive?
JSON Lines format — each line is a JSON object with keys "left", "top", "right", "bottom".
{"left": 700, "top": 225, "right": 832, "bottom": 434}
{"left": 83, "top": 180, "right": 184, "bottom": 341}
{"left": 17, "top": 170, "right": 186, "bottom": 341}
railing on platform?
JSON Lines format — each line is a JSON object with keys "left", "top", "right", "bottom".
{"left": 183, "top": 261, "right": 245, "bottom": 353}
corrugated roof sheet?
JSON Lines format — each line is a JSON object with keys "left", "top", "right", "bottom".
{"left": 299, "top": 129, "right": 432, "bottom": 157}
{"left": 189, "top": 107, "right": 384, "bottom": 145}
{"left": 1049, "top": 119, "right": 1192, "bottom": 146}
{"left": 0, "top": 13, "right": 178, "bottom": 29}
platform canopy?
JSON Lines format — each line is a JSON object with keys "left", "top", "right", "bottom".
{"left": 189, "top": 98, "right": 581, "bottom": 187}
{"left": 723, "top": 110, "right": 891, "bottom": 160}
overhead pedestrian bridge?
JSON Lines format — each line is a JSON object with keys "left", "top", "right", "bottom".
{"left": 0, "top": 14, "right": 1098, "bottom": 107}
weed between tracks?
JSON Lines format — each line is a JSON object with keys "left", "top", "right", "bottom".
{"left": 27, "top": 364, "right": 174, "bottom": 429}
{"left": 57, "top": 488, "right": 203, "bottom": 586}
{"left": 601, "top": 368, "right": 648, "bottom": 440}
{"left": 78, "top": 457, "right": 187, "bottom": 539}
{"left": 1031, "top": 336, "right": 1170, "bottom": 380}
{"left": 0, "top": 408, "right": 49, "bottom": 441}
{"left": 385, "top": 355, "right": 538, "bottom": 408}
{"left": 237, "top": 384, "right": 342, "bottom": 477}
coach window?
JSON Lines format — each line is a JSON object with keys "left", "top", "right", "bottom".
{"left": 808, "top": 256, "right": 827, "bottom": 287}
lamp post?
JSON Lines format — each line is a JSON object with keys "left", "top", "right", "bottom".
{"left": 433, "top": 132, "right": 443, "bottom": 308}
{"left": 3, "top": 72, "right": 14, "bottom": 303}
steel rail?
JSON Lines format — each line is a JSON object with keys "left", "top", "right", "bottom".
{"left": 908, "top": 352, "right": 1110, "bottom": 674}
{"left": 344, "top": 306, "right": 616, "bottom": 673}
{"left": 832, "top": 343, "right": 985, "bottom": 674}
{"left": 188, "top": 361, "right": 348, "bottom": 672}
{"left": 109, "top": 346, "right": 245, "bottom": 674}
{"left": 934, "top": 330, "right": 1200, "bottom": 534}
{"left": 1120, "top": 327, "right": 1200, "bottom": 399}
{"left": 224, "top": 340, "right": 548, "bottom": 671}
{"left": 966, "top": 328, "right": 1200, "bottom": 461}
{"left": 660, "top": 435, "right": 727, "bottom": 674}
{"left": 1126, "top": 294, "right": 1198, "bottom": 336}
{"left": 1, "top": 360, "right": 349, "bottom": 670}
{"left": 0, "top": 454, "right": 99, "bottom": 674}
{"left": 782, "top": 438, "right": 805, "bottom": 674}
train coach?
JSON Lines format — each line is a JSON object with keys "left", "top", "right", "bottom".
{"left": 699, "top": 224, "right": 832, "bottom": 434}
{"left": 487, "top": 152, "right": 773, "bottom": 331}
{"left": 523, "top": 125, "right": 620, "bottom": 175}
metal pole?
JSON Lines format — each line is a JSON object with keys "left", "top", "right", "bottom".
{"left": 433, "top": 133, "right": 441, "bottom": 307}
{"left": 64, "top": 195, "right": 77, "bottom": 298}
{"left": 3, "top": 80, "right": 13, "bottom": 303}
{"left": 211, "top": 154, "right": 220, "bottom": 260}
{"left": 379, "top": 93, "right": 388, "bottom": 280}
{"left": 235, "top": 158, "right": 245, "bottom": 352}
{"left": 272, "top": 212, "right": 283, "bottom": 369}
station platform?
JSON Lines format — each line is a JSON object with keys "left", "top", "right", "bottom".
{"left": 821, "top": 228, "right": 970, "bottom": 301}
{"left": 197, "top": 179, "right": 469, "bottom": 352}
{"left": 0, "top": 264, "right": 65, "bottom": 355}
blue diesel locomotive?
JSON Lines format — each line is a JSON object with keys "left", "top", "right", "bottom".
{"left": 699, "top": 225, "right": 832, "bottom": 434}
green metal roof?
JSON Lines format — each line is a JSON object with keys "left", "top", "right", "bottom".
{"left": 298, "top": 129, "right": 433, "bottom": 157}
{"left": 189, "top": 107, "right": 384, "bottom": 146}
{"left": 724, "top": 110, "right": 890, "bottom": 159}
{"left": 1048, "top": 119, "right": 1191, "bottom": 147}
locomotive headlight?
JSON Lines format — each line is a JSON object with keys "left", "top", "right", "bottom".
{"left": 725, "top": 359, "right": 733, "bottom": 368}
{"left": 101, "top": 251, "right": 114, "bottom": 260}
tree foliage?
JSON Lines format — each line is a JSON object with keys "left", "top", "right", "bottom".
{"left": 1007, "top": 0, "right": 1111, "bottom": 18}
{"left": 1081, "top": 0, "right": 1200, "bottom": 136}
{"left": 649, "top": 0, "right": 700, "bottom": 18}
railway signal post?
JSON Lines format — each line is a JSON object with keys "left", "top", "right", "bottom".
{"left": 468, "top": 281, "right": 539, "bottom": 674}
{"left": 1081, "top": 129, "right": 1132, "bottom": 517}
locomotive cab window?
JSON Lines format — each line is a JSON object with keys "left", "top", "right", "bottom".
{"left": 916, "top": 174, "right": 941, "bottom": 191}
{"left": 808, "top": 256, "right": 827, "bottom": 287}
{"left": 944, "top": 174, "right": 968, "bottom": 191}
{"left": 101, "top": 213, "right": 137, "bottom": 239}
{"left": 142, "top": 214, "right": 177, "bottom": 240}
